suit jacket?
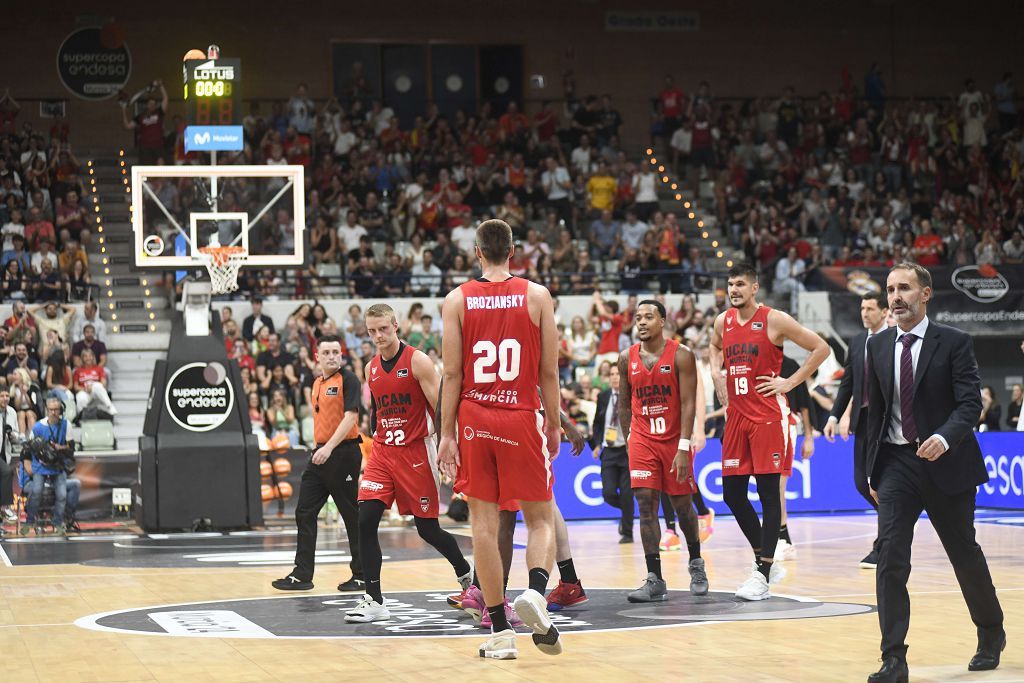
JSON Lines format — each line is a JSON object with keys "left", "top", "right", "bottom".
{"left": 830, "top": 329, "right": 869, "bottom": 431}
{"left": 590, "top": 388, "right": 614, "bottom": 451}
{"left": 864, "top": 320, "right": 987, "bottom": 495}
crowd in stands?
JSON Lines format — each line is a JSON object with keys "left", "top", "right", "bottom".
{"left": 128, "top": 70, "right": 1024, "bottom": 305}
{"left": 656, "top": 72, "right": 1024, "bottom": 303}
{"left": 0, "top": 91, "right": 95, "bottom": 305}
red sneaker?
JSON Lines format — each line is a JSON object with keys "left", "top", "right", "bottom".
{"left": 545, "top": 580, "right": 588, "bottom": 611}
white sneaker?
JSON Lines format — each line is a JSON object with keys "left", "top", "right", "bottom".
{"left": 735, "top": 570, "right": 770, "bottom": 601}
{"left": 479, "top": 628, "right": 517, "bottom": 659}
{"left": 513, "top": 588, "right": 563, "bottom": 655}
{"left": 774, "top": 540, "right": 797, "bottom": 561}
{"left": 751, "top": 560, "right": 787, "bottom": 584}
{"left": 344, "top": 594, "right": 391, "bottom": 623}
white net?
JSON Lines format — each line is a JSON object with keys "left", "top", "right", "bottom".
{"left": 198, "top": 247, "right": 247, "bottom": 294}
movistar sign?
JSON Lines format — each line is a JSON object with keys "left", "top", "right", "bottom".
{"left": 185, "top": 125, "right": 244, "bottom": 152}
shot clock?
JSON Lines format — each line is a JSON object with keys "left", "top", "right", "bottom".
{"left": 183, "top": 58, "right": 241, "bottom": 126}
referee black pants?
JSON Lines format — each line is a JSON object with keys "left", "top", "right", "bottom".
{"left": 0, "top": 457, "right": 13, "bottom": 507}
{"left": 600, "top": 445, "right": 633, "bottom": 531}
{"left": 293, "top": 441, "right": 362, "bottom": 582}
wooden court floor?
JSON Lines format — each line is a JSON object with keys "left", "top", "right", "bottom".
{"left": 1, "top": 513, "right": 1022, "bottom": 682}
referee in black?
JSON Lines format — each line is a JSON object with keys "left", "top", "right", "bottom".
{"left": 273, "top": 335, "right": 364, "bottom": 592}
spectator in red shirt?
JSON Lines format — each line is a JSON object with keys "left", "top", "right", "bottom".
{"left": 912, "top": 219, "right": 943, "bottom": 266}
{"left": 56, "top": 191, "right": 88, "bottom": 243}
{"left": 24, "top": 206, "right": 55, "bottom": 252}
{"left": 232, "top": 339, "right": 257, "bottom": 373}
{"left": 591, "top": 291, "right": 630, "bottom": 364}
{"left": 73, "top": 348, "right": 117, "bottom": 416}
{"left": 499, "top": 102, "right": 529, "bottom": 142}
{"left": 444, "top": 191, "right": 472, "bottom": 230}
{"left": 659, "top": 75, "right": 686, "bottom": 129}
{"left": 121, "top": 81, "right": 169, "bottom": 164}
{"left": 534, "top": 101, "right": 558, "bottom": 142}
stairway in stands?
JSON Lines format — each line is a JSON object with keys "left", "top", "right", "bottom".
{"left": 88, "top": 150, "right": 171, "bottom": 450}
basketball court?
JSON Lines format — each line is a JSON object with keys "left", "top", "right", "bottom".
{"left": 2, "top": 513, "right": 1023, "bottom": 681}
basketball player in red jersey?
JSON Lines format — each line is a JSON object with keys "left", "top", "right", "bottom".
{"left": 344, "top": 304, "right": 474, "bottom": 623}
{"left": 709, "top": 261, "right": 829, "bottom": 600}
{"left": 617, "top": 300, "right": 708, "bottom": 602}
{"left": 439, "top": 219, "right": 563, "bottom": 660}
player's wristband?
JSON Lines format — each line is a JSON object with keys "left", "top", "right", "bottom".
{"left": 678, "top": 438, "right": 691, "bottom": 451}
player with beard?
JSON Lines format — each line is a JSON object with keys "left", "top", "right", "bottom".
{"left": 618, "top": 299, "right": 709, "bottom": 602}
{"left": 709, "top": 262, "right": 829, "bottom": 600}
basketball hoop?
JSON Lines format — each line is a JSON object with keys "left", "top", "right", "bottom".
{"left": 198, "top": 245, "right": 247, "bottom": 294}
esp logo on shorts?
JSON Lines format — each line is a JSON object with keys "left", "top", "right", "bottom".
{"left": 419, "top": 496, "right": 429, "bottom": 512}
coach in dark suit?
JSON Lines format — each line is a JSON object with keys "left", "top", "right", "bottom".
{"left": 824, "top": 291, "right": 889, "bottom": 568}
{"left": 590, "top": 364, "right": 633, "bottom": 543}
{"left": 863, "top": 263, "right": 1004, "bottom": 683}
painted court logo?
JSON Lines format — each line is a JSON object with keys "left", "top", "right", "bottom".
{"left": 75, "top": 590, "right": 873, "bottom": 639}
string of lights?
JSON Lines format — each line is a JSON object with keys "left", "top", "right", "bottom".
{"left": 643, "top": 147, "right": 734, "bottom": 269}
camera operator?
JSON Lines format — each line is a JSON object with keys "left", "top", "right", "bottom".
{"left": 20, "top": 397, "right": 79, "bottom": 535}
{"left": 0, "top": 386, "right": 21, "bottom": 530}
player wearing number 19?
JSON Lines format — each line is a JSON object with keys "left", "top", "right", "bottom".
{"left": 618, "top": 300, "right": 708, "bottom": 603}
{"left": 439, "top": 219, "right": 563, "bottom": 661}
{"left": 709, "top": 261, "right": 829, "bottom": 601}
{"left": 344, "top": 304, "right": 473, "bottom": 624}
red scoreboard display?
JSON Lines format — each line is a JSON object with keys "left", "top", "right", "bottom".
{"left": 183, "top": 58, "right": 241, "bottom": 126}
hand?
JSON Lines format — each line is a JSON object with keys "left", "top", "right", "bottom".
{"left": 691, "top": 429, "right": 706, "bottom": 455}
{"left": 670, "top": 448, "right": 694, "bottom": 484}
{"left": 563, "top": 421, "right": 585, "bottom": 456}
{"left": 311, "top": 445, "right": 332, "bottom": 465}
{"left": 543, "top": 421, "right": 561, "bottom": 461}
{"left": 823, "top": 419, "right": 836, "bottom": 443}
{"left": 869, "top": 486, "right": 878, "bottom": 505}
{"left": 755, "top": 374, "right": 792, "bottom": 397}
{"left": 592, "top": 446, "right": 601, "bottom": 460}
{"left": 838, "top": 414, "right": 851, "bottom": 440}
{"left": 916, "top": 435, "right": 946, "bottom": 461}
{"left": 437, "top": 435, "right": 461, "bottom": 479}
{"left": 801, "top": 436, "right": 814, "bottom": 459}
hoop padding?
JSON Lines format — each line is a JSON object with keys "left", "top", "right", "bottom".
{"left": 198, "top": 246, "right": 247, "bottom": 294}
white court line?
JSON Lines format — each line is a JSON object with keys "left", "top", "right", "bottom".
{"left": 813, "top": 586, "right": 1024, "bottom": 600}
{"left": 0, "top": 542, "right": 12, "bottom": 568}
{"left": 0, "top": 622, "right": 74, "bottom": 629}
{"left": 575, "top": 530, "right": 879, "bottom": 561}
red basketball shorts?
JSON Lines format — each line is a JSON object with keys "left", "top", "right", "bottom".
{"left": 454, "top": 400, "right": 553, "bottom": 508}
{"left": 721, "top": 409, "right": 790, "bottom": 476}
{"left": 628, "top": 437, "right": 697, "bottom": 496}
{"left": 358, "top": 438, "right": 441, "bottom": 517}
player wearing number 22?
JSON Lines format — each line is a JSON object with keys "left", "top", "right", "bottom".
{"left": 709, "top": 261, "right": 829, "bottom": 601}
{"left": 439, "top": 219, "right": 563, "bottom": 661}
{"left": 343, "top": 303, "right": 473, "bottom": 624}
{"left": 617, "top": 299, "right": 709, "bottom": 603}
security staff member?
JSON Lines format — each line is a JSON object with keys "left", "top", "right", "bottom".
{"left": 823, "top": 290, "right": 889, "bottom": 569}
{"left": 591, "top": 363, "right": 633, "bottom": 543}
{"left": 273, "top": 334, "right": 364, "bottom": 592}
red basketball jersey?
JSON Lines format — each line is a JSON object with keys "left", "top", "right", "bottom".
{"left": 368, "top": 344, "right": 434, "bottom": 444}
{"left": 459, "top": 276, "right": 541, "bottom": 411}
{"left": 628, "top": 339, "right": 681, "bottom": 442}
{"left": 723, "top": 304, "right": 788, "bottom": 423}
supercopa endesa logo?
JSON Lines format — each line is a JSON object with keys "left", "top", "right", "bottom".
{"left": 952, "top": 264, "right": 1010, "bottom": 303}
{"left": 164, "top": 362, "right": 234, "bottom": 432}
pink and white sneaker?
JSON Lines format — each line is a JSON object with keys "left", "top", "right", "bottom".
{"left": 479, "top": 599, "right": 525, "bottom": 629}
{"left": 459, "top": 585, "right": 485, "bottom": 623}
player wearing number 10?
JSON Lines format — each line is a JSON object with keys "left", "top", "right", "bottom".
{"left": 709, "top": 261, "right": 829, "bottom": 601}
{"left": 439, "top": 219, "right": 563, "bottom": 661}
{"left": 344, "top": 304, "right": 474, "bottom": 624}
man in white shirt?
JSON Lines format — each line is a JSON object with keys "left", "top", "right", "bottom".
{"left": 570, "top": 135, "right": 594, "bottom": 175}
{"left": 773, "top": 247, "right": 806, "bottom": 314}
{"left": 409, "top": 250, "right": 442, "bottom": 297}
{"left": 338, "top": 211, "right": 368, "bottom": 253}
{"left": 71, "top": 301, "right": 107, "bottom": 343}
{"left": 619, "top": 210, "right": 649, "bottom": 250}
{"left": 451, "top": 223, "right": 478, "bottom": 257}
{"left": 30, "top": 238, "right": 58, "bottom": 274}
{"left": 541, "top": 156, "right": 573, "bottom": 229}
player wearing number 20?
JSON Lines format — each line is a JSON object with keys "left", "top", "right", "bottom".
{"left": 439, "top": 219, "right": 563, "bottom": 660}
{"left": 709, "top": 261, "right": 828, "bottom": 601}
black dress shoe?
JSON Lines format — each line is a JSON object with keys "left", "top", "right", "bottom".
{"left": 867, "top": 656, "right": 908, "bottom": 683}
{"left": 859, "top": 548, "right": 878, "bottom": 569}
{"left": 968, "top": 631, "right": 1006, "bottom": 671}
